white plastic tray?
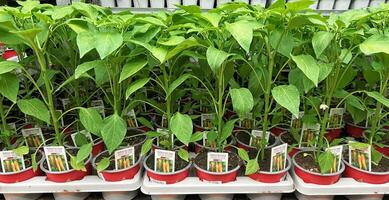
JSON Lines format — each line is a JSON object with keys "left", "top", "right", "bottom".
{"left": 291, "top": 170, "right": 389, "bottom": 195}
{"left": 0, "top": 171, "right": 142, "bottom": 194}
{"left": 141, "top": 172, "right": 294, "bottom": 195}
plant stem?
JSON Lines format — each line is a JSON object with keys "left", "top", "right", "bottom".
{"left": 217, "top": 65, "right": 224, "bottom": 152}
{"left": 369, "top": 73, "right": 388, "bottom": 144}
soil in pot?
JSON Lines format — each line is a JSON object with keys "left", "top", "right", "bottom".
{"left": 194, "top": 151, "right": 240, "bottom": 171}
{"left": 280, "top": 132, "right": 298, "bottom": 145}
{"left": 0, "top": 152, "right": 43, "bottom": 172}
{"left": 145, "top": 153, "right": 188, "bottom": 172}
{"left": 294, "top": 152, "right": 321, "bottom": 173}
{"left": 122, "top": 134, "right": 147, "bottom": 156}
{"left": 247, "top": 149, "right": 272, "bottom": 172}
{"left": 343, "top": 151, "right": 389, "bottom": 172}
{"left": 236, "top": 131, "right": 276, "bottom": 149}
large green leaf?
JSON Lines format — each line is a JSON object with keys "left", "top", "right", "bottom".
{"left": 206, "top": 46, "right": 231, "bottom": 73}
{"left": 79, "top": 107, "right": 103, "bottom": 137}
{"left": 230, "top": 88, "right": 254, "bottom": 116}
{"left": 158, "top": 36, "right": 185, "bottom": 46}
{"left": 94, "top": 32, "right": 123, "bottom": 59}
{"left": 17, "top": 98, "right": 50, "bottom": 124}
{"left": 0, "top": 61, "right": 21, "bottom": 74}
{"left": 101, "top": 114, "right": 127, "bottom": 154}
{"left": 165, "top": 37, "right": 200, "bottom": 60}
{"left": 125, "top": 78, "right": 150, "bottom": 99}
{"left": 76, "top": 31, "right": 95, "bottom": 58}
{"left": 76, "top": 143, "right": 92, "bottom": 163}
{"left": 219, "top": 119, "right": 238, "bottom": 145}
{"left": 271, "top": 85, "right": 300, "bottom": 118}
{"left": 129, "top": 39, "right": 167, "bottom": 63}
{"left": 245, "top": 159, "right": 259, "bottom": 175}
{"left": 166, "top": 74, "right": 191, "bottom": 98}
{"left": 75, "top": 60, "right": 105, "bottom": 79}
{"left": 360, "top": 34, "right": 389, "bottom": 55}
{"left": 291, "top": 54, "right": 320, "bottom": 86}
{"left": 312, "top": 31, "right": 334, "bottom": 58}
{"left": 170, "top": 112, "right": 193, "bottom": 146}
{"left": 0, "top": 73, "right": 19, "bottom": 103}
{"left": 270, "top": 31, "right": 296, "bottom": 58}
{"left": 286, "top": 0, "right": 315, "bottom": 11}
{"left": 199, "top": 13, "right": 221, "bottom": 27}
{"left": 366, "top": 91, "right": 389, "bottom": 108}
{"left": 119, "top": 58, "right": 147, "bottom": 83}
{"left": 225, "top": 21, "right": 253, "bottom": 53}
{"left": 138, "top": 16, "right": 167, "bottom": 27}
{"left": 318, "top": 150, "right": 335, "bottom": 173}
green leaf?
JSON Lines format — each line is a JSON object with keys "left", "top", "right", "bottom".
{"left": 129, "top": 39, "right": 167, "bottom": 63}
{"left": 75, "top": 60, "right": 105, "bottom": 79}
{"left": 125, "top": 78, "right": 150, "bottom": 99}
{"left": 141, "top": 138, "right": 153, "bottom": 156}
{"left": 170, "top": 112, "right": 193, "bottom": 146}
{"left": 77, "top": 31, "right": 95, "bottom": 58}
{"left": 271, "top": 85, "right": 300, "bottom": 118}
{"left": 366, "top": 91, "right": 389, "bottom": 108}
{"left": 119, "top": 58, "right": 148, "bottom": 83}
{"left": 291, "top": 54, "right": 320, "bottom": 86}
{"left": 138, "top": 16, "right": 167, "bottom": 27}
{"left": 178, "top": 148, "right": 189, "bottom": 162}
{"left": 158, "top": 36, "right": 185, "bottom": 46}
{"left": 17, "top": 98, "right": 50, "bottom": 124}
{"left": 371, "top": 147, "right": 382, "bottom": 165}
{"left": 12, "top": 146, "right": 29, "bottom": 156}
{"left": 101, "top": 114, "right": 127, "bottom": 154}
{"left": 199, "top": 13, "right": 221, "bottom": 27}
{"left": 270, "top": 31, "right": 295, "bottom": 58}
{"left": 219, "top": 119, "right": 238, "bottom": 145}
{"left": 165, "top": 37, "right": 200, "bottom": 60}
{"left": 0, "top": 61, "right": 21, "bottom": 74}
{"left": 10, "top": 28, "right": 42, "bottom": 47}
{"left": 230, "top": 88, "right": 254, "bottom": 116}
{"left": 166, "top": 74, "right": 191, "bottom": 98}
{"left": 225, "top": 21, "right": 253, "bottom": 53}
{"left": 245, "top": 159, "right": 259, "bottom": 175}
{"left": 0, "top": 73, "right": 19, "bottom": 103}
{"left": 318, "top": 151, "right": 335, "bottom": 173}
{"left": 79, "top": 108, "right": 103, "bottom": 137}
{"left": 360, "top": 34, "right": 389, "bottom": 55}
{"left": 286, "top": 0, "right": 315, "bottom": 11}
{"left": 94, "top": 32, "right": 123, "bottom": 59}
{"left": 138, "top": 117, "right": 154, "bottom": 130}
{"left": 96, "top": 157, "right": 110, "bottom": 171}
{"left": 70, "top": 155, "right": 87, "bottom": 171}
{"left": 206, "top": 46, "right": 231, "bottom": 73}
{"left": 312, "top": 31, "right": 334, "bottom": 58}
{"left": 76, "top": 143, "right": 92, "bottom": 163}
{"left": 238, "top": 148, "right": 249, "bottom": 162}
{"left": 190, "top": 132, "right": 203, "bottom": 142}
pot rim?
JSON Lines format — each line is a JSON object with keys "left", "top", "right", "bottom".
{"left": 92, "top": 150, "right": 141, "bottom": 173}
{"left": 0, "top": 150, "right": 44, "bottom": 175}
{"left": 342, "top": 157, "right": 389, "bottom": 175}
{"left": 362, "top": 131, "right": 389, "bottom": 148}
{"left": 292, "top": 150, "right": 345, "bottom": 176}
{"left": 193, "top": 152, "right": 241, "bottom": 175}
{"left": 143, "top": 152, "right": 192, "bottom": 175}
{"left": 257, "top": 156, "right": 292, "bottom": 174}
{"left": 234, "top": 130, "right": 279, "bottom": 150}
{"left": 40, "top": 149, "right": 92, "bottom": 175}
{"left": 346, "top": 122, "right": 369, "bottom": 129}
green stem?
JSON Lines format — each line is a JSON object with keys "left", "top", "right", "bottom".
{"left": 217, "top": 65, "right": 225, "bottom": 152}
{"left": 369, "top": 74, "right": 388, "bottom": 144}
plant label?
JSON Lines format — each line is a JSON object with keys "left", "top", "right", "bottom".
{"left": 91, "top": 100, "right": 105, "bottom": 118}
{"left": 44, "top": 146, "right": 69, "bottom": 172}
{"left": 0, "top": 151, "right": 25, "bottom": 173}
{"left": 156, "top": 128, "right": 173, "bottom": 147}
{"left": 299, "top": 123, "right": 320, "bottom": 148}
{"left": 291, "top": 111, "right": 304, "bottom": 129}
{"left": 154, "top": 149, "right": 175, "bottom": 173}
{"left": 238, "top": 113, "right": 254, "bottom": 129}
{"left": 161, "top": 114, "right": 168, "bottom": 128}
{"left": 327, "top": 108, "right": 345, "bottom": 128}
{"left": 7, "top": 123, "right": 16, "bottom": 132}
{"left": 207, "top": 152, "right": 228, "bottom": 173}
{"left": 22, "top": 128, "right": 45, "bottom": 148}
{"left": 127, "top": 109, "right": 138, "bottom": 127}
{"left": 71, "top": 130, "right": 93, "bottom": 147}
{"left": 249, "top": 130, "right": 270, "bottom": 147}
{"left": 348, "top": 141, "right": 371, "bottom": 172}
{"left": 201, "top": 113, "right": 215, "bottom": 130}
{"left": 56, "top": 110, "right": 65, "bottom": 127}
{"left": 60, "top": 98, "right": 70, "bottom": 110}
{"left": 326, "top": 145, "right": 343, "bottom": 173}
{"left": 114, "top": 147, "right": 135, "bottom": 170}
{"left": 270, "top": 143, "right": 287, "bottom": 172}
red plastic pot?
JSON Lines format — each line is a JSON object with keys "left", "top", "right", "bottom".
{"left": 193, "top": 152, "right": 241, "bottom": 183}
{"left": 2, "top": 50, "right": 17, "bottom": 60}
{"left": 40, "top": 154, "right": 92, "bottom": 183}
{"left": 93, "top": 150, "right": 141, "bottom": 182}
{"left": 325, "top": 128, "right": 343, "bottom": 142}
{"left": 343, "top": 159, "right": 389, "bottom": 184}
{"left": 270, "top": 126, "right": 288, "bottom": 136}
{"left": 144, "top": 152, "right": 191, "bottom": 184}
{"left": 292, "top": 151, "right": 344, "bottom": 185}
{"left": 249, "top": 156, "right": 291, "bottom": 183}
{"left": 0, "top": 152, "right": 44, "bottom": 183}
{"left": 374, "top": 144, "right": 389, "bottom": 157}
{"left": 345, "top": 122, "right": 367, "bottom": 138}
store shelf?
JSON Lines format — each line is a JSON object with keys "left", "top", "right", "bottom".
{"left": 0, "top": 171, "right": 142, "bottom": 194}
{"left": 141, "top": 172, "right": 294, "bottom": 195}
{"left": 291, "top": 170, "right": 389, "bottom": 195}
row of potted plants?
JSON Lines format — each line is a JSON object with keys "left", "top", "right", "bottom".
{"left": 0, "top": 0, "right": 388, "bottom": 199}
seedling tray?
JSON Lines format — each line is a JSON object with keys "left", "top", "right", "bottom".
{"left": 0, "top": 171, "right": 142, "bottom": 194}
{"left": 291, "top": 170, "right": 389, "bottom": 195}
{"left": 141, "top": 171, "right": 294, "bottom": 195}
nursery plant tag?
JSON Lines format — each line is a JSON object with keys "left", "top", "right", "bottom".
{"left": 270, "top": 143, "right": 288, "bottom": 173}
{"left": 60, "top": 98, "right": 70, "bottom": 110}
{"left": 154, "top": 149, "right": 175, "bottom": 173}
{"left": 91, "top": 100, "right": 105, "bottom": 118}
{"left": 43, "top": 146, "right": 69, "bottom": 172}
{"left": 71, "top": 130, "right": 93, "bottom": 147}
{"left": 127, "top": 109, "right": 139, "bottom": 127}
{"left": 201, "top": 113, "right": 215, "bottom": 130}
{"left": 22, "top": 128, "right": 45, "bottom": 148}
{"left": 326, "top": 145, "right": 343, "bottom": 173}
{"left": 156, "top": 128, "right": 173, "bottom": 147}
{"left": 114, "top": 147, "right": 135, "bottom": 170}
{"left": 348, "top": 141, "right": 371, "bottom": 172}
{"left": 56, "top": 110, "right": 65, "bottom": 127}
{"left": 0, "top": 151, "right": 25, "bottom": 173}
{"left": 291, "top": 111, "right": 304, "bottom": 129}
{"left": 249, "top": 130, "right": 270, "bottom": 147}
{"left": 161, "top": 114, "right": 168, "bottom": 128}
{"left": 238, "top": 113, "right": 254, "bottom": 129}
{"left": 299, "top": 123, "right": 320, "bottom": 148}
{"left": 327, "top": 108, "right": 345, "bottom": 128}
{"left": 7, "top": 123, "right": 16, "bottom": 132}
{"left": 207, "top": 152, "right": 228, "bottom": 173}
